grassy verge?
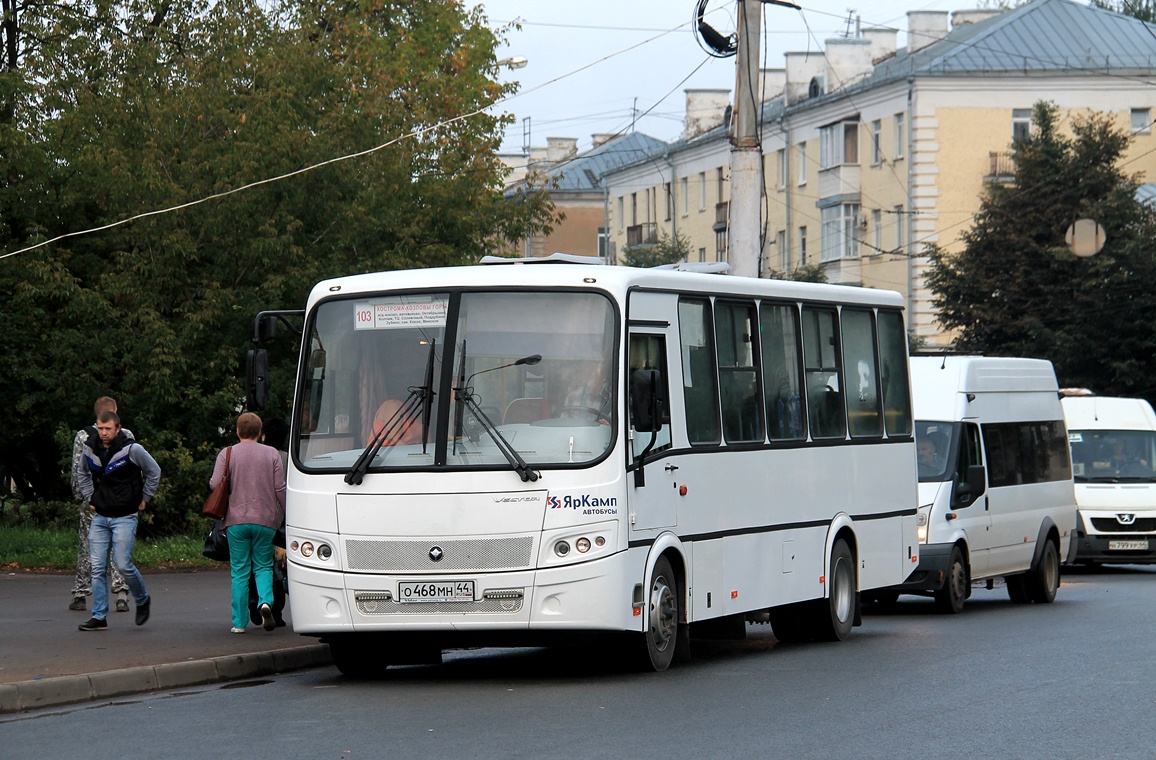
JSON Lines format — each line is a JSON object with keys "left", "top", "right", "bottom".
{"left": 0, "top": 527, "right": 218, "bottom": 572}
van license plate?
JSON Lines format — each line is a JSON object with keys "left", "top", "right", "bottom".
{"left": 397, "top": 580, "right": 475, "bottom": 603}
{"left": 1108, "top": 540, "right": 1148, "bottom": 551}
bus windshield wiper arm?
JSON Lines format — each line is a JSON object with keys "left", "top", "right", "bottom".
{"left": 345, "top": 389, "right": 425, "bottom": 486}
{"left": 454, "top": 389, "right": 538, "bottom": 482}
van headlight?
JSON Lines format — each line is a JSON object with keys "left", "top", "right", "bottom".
{"left": 916, "top": 509, "right": 929, "bottom": 544}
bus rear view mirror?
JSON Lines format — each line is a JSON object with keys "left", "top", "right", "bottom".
{"left": 955, "top": 464, "right": 987, "bottom": 507}
{"left": 257, "top": 315, "right": 279, "bottom": 343}
{"left": 246, "top": 348, "right": 269, "bottom": 411}
{"left": 631, "top": 369, "right": 663, "bottom": 432}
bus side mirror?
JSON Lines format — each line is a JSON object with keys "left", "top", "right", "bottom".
{"left": 631, "top": 369, "right": 662, "bottom": 432}
{"left": 246, "top": 348, "right": 269, "bottom": 411}
{"left": 955, "top": 464, "right": 987, "bottom": 507}
{"left": 256, "top": 315, "right": 279, "bottom": 343}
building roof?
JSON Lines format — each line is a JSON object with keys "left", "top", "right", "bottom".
{"left": 604, "top": 0, "right": 1156, "bottom": 178}
{"left": 1138, "top": 183, "right": 1156, "bottom": 207}
{"left": 509, "top": 132, "right": 668, "bottom": 195}
{"left": 876, "top": 0, "right": 1156, "bottom": 79}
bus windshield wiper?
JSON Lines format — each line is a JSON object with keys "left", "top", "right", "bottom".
{"left": 452, "top": 353, "right": 542, "bottom": 483}
{"left": 345, "top": 340, "right": 436, "bottom": 486}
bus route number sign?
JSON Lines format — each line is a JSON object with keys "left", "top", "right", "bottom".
{"left": 397, "top": 580, "right": 475, "bottom": 603}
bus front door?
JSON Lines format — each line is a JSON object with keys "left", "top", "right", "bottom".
{"left": 628, "top": 329, "right": 677, "bottom": 530}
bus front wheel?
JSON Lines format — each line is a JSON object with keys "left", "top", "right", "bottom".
{"left": 637, "top": 556, "right": 680, "bottom": 671}
{"left": 328, "top": 635, "right": 390, "bottom": 679}
{"left": 934, "top": 546, "right": 968, "bottom": 614}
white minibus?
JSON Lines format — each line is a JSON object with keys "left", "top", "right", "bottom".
{"left": 248, "top": 254, "right": 920, "bottom": 674}
{"left": 885, "top": 355, "right": 1076, "bottom": 613}
{"left": 1062, "top": 395, "right": 1156, "bottom": 564}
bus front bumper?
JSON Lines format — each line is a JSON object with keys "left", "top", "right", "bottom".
{"left": 884, "top": 542, "right": 954, "bottom": 593}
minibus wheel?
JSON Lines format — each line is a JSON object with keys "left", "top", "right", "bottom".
{"left": 934, "top": 546, "right": 968, "bottom": 614}
{"left": 815, "top": 539, "right": 856, "bottom": 641}
{"left": 1026, "top": 539, "right": 1060, "bottom": 604}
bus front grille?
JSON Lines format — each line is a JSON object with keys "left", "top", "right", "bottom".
{"left": 354, "top": 592, "right": 524, "bottom": 615}
{"left": 345, "top": 536, "right": 535, "bottom": 572}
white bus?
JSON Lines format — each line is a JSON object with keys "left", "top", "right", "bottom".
{"left": 250, "top": 255, "right": 919, "bottom": 675}
{"left": 1062, "top": 395, "right": 1156, "bottom": 565}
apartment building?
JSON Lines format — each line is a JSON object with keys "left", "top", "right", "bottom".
{"left": 602, "top": 0, "right": 1156, "bottom": 347}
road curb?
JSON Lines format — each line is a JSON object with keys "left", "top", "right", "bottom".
{"left": 0, "top": 643, "right": 332, "bottom": 714}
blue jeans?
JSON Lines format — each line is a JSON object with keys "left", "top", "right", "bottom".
{"left": 88, "top": 513, "right": 149, "bottom": 620}
{"left": 227, "top": 524, "right": 276, "bottom": 629}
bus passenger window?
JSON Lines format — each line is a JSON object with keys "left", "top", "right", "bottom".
{"left": 760, "top": 303, "right": 804, "bottom": 440}
{"left": 802, "top": 306, "right": 846, "bottom": 439}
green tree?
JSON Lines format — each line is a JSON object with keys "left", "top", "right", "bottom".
{"left": 621, "top": 229, "right": 691, "bottom": 268}
{"left": 0, "top": 0, "right": 557, "bottom": 530}
{"left": 927, "top": 100, "right": 1156, "bottom": 398}
{"left": 1091, "top": 1, "right": 1156, "bottom": 22}
{"left": 767, "top": 262, "right": 828, "bottom": 283}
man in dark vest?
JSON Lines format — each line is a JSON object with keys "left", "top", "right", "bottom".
{"left": 74, "top": 410, "right": 161, "bottom": 631}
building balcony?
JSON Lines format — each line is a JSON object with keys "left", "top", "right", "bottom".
{"left": 713, "top": 201, "right": 729, "bottom": 232}
{"left": 626, "top": 222, "right": 657, "bottom": 247}
{"left": 987, "top": 152, "right": 1015, "bottom": 182}
{"left": 818, "top": 163, "right": 860, "bottom": 202}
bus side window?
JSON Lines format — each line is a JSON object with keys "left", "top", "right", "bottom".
{"left": 629, "top": 334, "right": 671, "bottom": 457}
{"left": 760, "top": 302, "right": 804, "bottom": 440}
{"left": 802, "top": 306, "right": 846, "bottom": 439}
{"left": 679, "top": 298, "right": 721, "bottom": 445}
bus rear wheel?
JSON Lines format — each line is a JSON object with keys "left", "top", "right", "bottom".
{"left": 812, "top": 539, "right": 856, "bottom": 641}
{"left": 636, "top": 556, "right": 680, "bottom": 671}
{"left": 1026, "top": 539, "right": 1060, "bottom": 604}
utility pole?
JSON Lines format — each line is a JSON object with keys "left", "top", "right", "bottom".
{"left": 728, "top": 0, "right": 763, "bottom": 278}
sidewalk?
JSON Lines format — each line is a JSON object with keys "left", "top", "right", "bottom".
{"left": 0, "top": 568, "right": 332, "bottom": 713}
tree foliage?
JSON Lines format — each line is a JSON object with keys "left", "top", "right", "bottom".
{"left": 1091, "top": 0, "right": 1156, "bottom": 22}
{"left": 0, "top": 0, "right": 558, "bottom": 531}
{"left": 620, "top": 229, "right": 691, "bottom": 268}
{"left": 767, "top": 262, "right": 828, "bottom": 283}
{"left": 927, "top": 101, "right": 1156, "bottom": 399}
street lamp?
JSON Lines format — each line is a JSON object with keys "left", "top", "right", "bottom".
{"left": 496, "top": 56, "right": 528, "bottom": 70}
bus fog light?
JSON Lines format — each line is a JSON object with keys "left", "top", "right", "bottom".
{"left": 301, "top": 542, "right": 315, "bottom": 557}
{"left": 554, "top": 541, "right": 571, "bottom": 557}
{"left": 318, "top": 544, "right": 332, "bottom": 560}
{"left": 595, "top": 536, "right": 606, "bottom": 547}
{"left": 290, "top": 540, "right": 300, "bottom": 551}
{"left": 576, "top": 537, "right": 591, "bottom": 553}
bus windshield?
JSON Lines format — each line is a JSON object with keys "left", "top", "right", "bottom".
{"left": 1069, "top": 429, "right": 1156, "bottom": 482}
{"left": 295, "top": 290, "right": 616, "bottom": 473}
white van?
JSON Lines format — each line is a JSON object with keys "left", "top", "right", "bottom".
{"left": 1062, "top": 395, "right": 1156, "bottom": 565}
{"left": 884, "top": 356, "right": 1077, "bottom": 613}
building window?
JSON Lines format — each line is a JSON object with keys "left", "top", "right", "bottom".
{"left": 716, "top": 167, "right": 725, "bottom": 204}
{"left": 871, "top": 209, "right": 882, "bottom": 253}
{"left": 819, "top": 121, "right": 859, "bottom": 169}
{"left": 1132, "top": 108, "right": 1151, "bottom": 135}
{"left": 716, "top": 228, "right": 728, "bottom": 262}
{"left": 894, "top": 205, "right": 905, "bottom": 251}
{"left": 699, "top": 172, "right": 707, "bottom": 211}
{"left": 894, "top": 113, "right": 905, "bottom": 160}
{"left": 631, "top": 192, "right": 637, "bottom": 226}
{"left": 698, "top": 247, "right": 706, "bottom": 263}
{"left": 797, "top": 142, "right": 807, "bottom": 185}
{"left": 820, "top": 203, "right": 861, "bottom": 261}
{"left": 680, "top": 177, "right": 689, "bottom": 216}
{"left": 798, "top": 226, "right": 807, "bottom": 266}
{"left": 777, "top": 230, "right": 787, "bottom": 271}
{"left": 871, "top": 120, "right": 882, "bottom": 165}
{"left": 1012, "top": 108, "right": 1032, "bottom": 142}
{"left": 777, "top": 148, "right": 787, "bottom": 189}
{"left": 598, "top": 227, "right": 608, "bottom": 258}
{"left": 616, "top": 197, "right": 624, "bottom": 233}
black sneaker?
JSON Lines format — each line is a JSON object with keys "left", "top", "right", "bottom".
{"left": 69, "top": 596, "right": 87, "bottom": 612}
{"left": 115, "top": 597, "right": 129, "bottom": 612}
{"left": 135, "top": 596, "right": 151, "bottom": 626}
{"left": 78, "top": 617, "right": 107, "bottom": 632}
{"left": 259, "top": 603, "right": 275, "bottom": 632}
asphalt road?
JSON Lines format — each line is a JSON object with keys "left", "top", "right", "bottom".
{"left": 4, "top": 564, "right": 1154, "bottom": 759}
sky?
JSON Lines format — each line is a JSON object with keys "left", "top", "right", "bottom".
{"left": 475, "top": 0, "right": 993, "bottom": 154}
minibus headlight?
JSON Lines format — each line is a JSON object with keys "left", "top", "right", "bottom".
{"left": 576, "top": 537, "right": 591, "bottom": 554}
{"left": 317, "top": 544, "right": 332, "bottom": 560}
{"left": 554, "top": 540, "right": 571, "bottom": 557}
{"left": 301, "top": 541, "right": 315, "bottom": 557}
